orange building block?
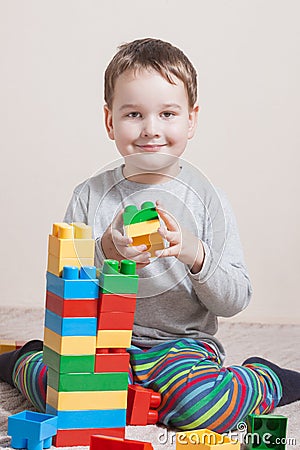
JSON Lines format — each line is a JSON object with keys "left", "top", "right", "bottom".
{"left": 126, "top": 385, "right": 161, "bottom": 426}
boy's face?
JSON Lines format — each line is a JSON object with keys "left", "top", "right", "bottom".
{"left": 104, "top": 69, "right": 198, "bottom": 181}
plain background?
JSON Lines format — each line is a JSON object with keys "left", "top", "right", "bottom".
{"left": 0, "top": 1, "right": 299, "bottom": 324}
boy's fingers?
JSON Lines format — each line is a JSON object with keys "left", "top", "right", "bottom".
{"left": 155, "top": 244, "right": 181, "bottom": 258}
{"left": 156, "top": 201, "right": 178, "bottom": 232}
{"left": 112, "top": 230, "right": 132, "bottom": 246}
{"left": 111, "top": 209, "right": 125, "bottom": 228}
{"left": 158, "top": 228, "right": 180, "bottom": 245}
{"left": 125, "top": 245, "right": 150, "bottom": 258}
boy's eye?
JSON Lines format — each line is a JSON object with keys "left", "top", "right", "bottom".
{"left": 161, "top": 112, "right": 175, "bottom": 118}
{"left": 127, "top": 112, "right": 141, "bottom": 118}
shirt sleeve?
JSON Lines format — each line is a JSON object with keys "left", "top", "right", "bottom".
{"left": 188, "top": 189, "right": 252, "bottom": 317}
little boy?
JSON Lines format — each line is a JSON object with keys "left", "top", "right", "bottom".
{"left": 1, "top": 38, "right": 299, "bottom": 433}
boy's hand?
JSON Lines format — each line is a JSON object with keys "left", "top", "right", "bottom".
{"left": 155, "top": 201, "right": 205, "bottom": 274}
{"left": 101, "top": 210, "right": 151, "bottom": 270}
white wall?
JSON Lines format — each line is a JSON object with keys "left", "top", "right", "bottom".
{"left": 0, "top": 0, "right": 299, "bottom": 324}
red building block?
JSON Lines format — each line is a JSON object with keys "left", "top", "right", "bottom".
{"left": 97, "top": 312, "right": 135, "bottom": 330}
{"left": 95, "top": 350, "right": 130, "bottom": 373}
{"left": 53, "top": 427, "right": 125, "bottom": 447}
{"left": 90, "top": 435, "right": 153, "bottom": 450}
{"left": 99, "top": 293, "right": 136, "bottom": 313}
{"left": 126, "top": 385, "right": 161, "bottom": 426}
{"left": 46, "top": 291, "right": 98, "bottom": 317}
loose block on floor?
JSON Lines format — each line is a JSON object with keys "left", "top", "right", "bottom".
{"left": 46, "top": 269, "right": 99, "bottom": 299}
{"left": 98, "top": 293, "right": 136, "bottom": 313}
{"left": 90, "top": 435, "right": 154, "bottom": 450}
{"left": 0, "top": 340, "right": 17, "bottom": 354}
{"left": 53, "top": 427, "right": 125, "bottom": 447}
{"left": 46, "top": 291, "right": 98, "bottom": 317}
{"left": 245, "top": 414, "right": 288, "bottom": 450}
{"left": 95, "top": 351, "right": 130, "bottom": 373}
{"left": 46, "top": 386, "right": 128, "bottom": 410}
{"left": 45, "top": 405, "right": 126, "bottom": 429}
{"left": 126, "top": 385, "right": 161, "bottom": 426}
{"left": 96, "top": 330, "right": 132, "bottom": 348}
{"left": 8, "top": 411, "right": 57, "bottom": 450}
{"left": 97, "top": 312, "right": 135, "bottom": 330}
{"left": 43, "top": 346, "right": 95, "bottom": 373}
{"left": 45, "top": 309, "right": 97, "bottom": 336}
{"left": 47, "top": 368, "right": 128, "bottom": 392}
{"left": 43, "top": 328, "right": 96, "bottom": 355}
{"left": 176, "top": 429, "right": 240, "bottom": 449}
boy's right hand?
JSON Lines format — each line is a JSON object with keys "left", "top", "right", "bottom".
{"left": 101, "top": 210, "right": 151, "bottom": 270}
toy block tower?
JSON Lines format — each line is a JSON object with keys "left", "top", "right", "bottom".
{"left": 123, "top": 202, "right": 164, "bottom": 257}
{"left": 43, "top": 223, "right": 138, "bottom": 446}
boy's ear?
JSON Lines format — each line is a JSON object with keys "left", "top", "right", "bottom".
{"left": 188, "top": 104, "right": 199, "bottom": 140}
{"left": 104, "top": 105, "right": 115, "bottom": 140}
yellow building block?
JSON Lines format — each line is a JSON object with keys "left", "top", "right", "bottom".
{"left": 176, "top": 429, "right": 240, "bottom": 450}
{"left": 47, "top": 253, "right": 94, "bottom": 277}
{"left": 52, "top": 222, "right": 92, "bottom": 239}
{"left": 124, "top": 219, "right": 161, "bottom": 238}
{"left": 44, "top": 328, "right": 96, "bottom": 355}
{"left": 48, "top": 222, "right": 94, "bottom": 261}
{"left": 48, "top": 234, "right": 95, "bottom": 260}
{"left": 96, "top": 330, "right": 132, "bottom": 348}
{"left": 46, "top": 386, "right": 128, "bottom": 410}
{"left": 0, "top": 340, "right": 16, "bottom": 354}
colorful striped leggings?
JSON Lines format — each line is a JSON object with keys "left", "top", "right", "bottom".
{"left": 12, "top": 338, "right": 282, "bottom": 433}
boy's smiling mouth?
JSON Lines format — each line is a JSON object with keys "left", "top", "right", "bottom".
{"left": 135, "top": 144, "right": 167, "bottom": 152}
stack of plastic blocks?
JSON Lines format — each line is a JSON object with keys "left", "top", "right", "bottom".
{"left": 123, "top": 202, "right": 164, "bottom": 257}
{"left": 43, "top": 222, "right": 139, "bottom": 446}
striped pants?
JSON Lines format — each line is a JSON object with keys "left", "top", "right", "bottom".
{"left": 12, "top": 338, "right": 282, "bottom": 433}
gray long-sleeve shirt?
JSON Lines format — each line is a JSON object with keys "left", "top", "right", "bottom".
{"left": 64, "top": 161, "right": 252, "bottom": 361}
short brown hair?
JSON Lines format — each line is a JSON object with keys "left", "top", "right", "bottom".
{"left": 104, "top": 38, "right": 197, "bottom": 110}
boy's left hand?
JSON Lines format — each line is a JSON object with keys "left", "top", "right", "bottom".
{"left": 155, "top": 200, "right": 205, "bottom": 274}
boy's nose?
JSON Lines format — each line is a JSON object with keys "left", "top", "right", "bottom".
{"left": 141, "top": 118, "right": 160, "bottom": 138}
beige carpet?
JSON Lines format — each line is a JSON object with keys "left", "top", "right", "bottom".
{"left": 0, "top": 307, "right": 299, "bottom": 450}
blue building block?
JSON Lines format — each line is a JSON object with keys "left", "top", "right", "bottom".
{"left": 46, "top": 405, "right": 126, "bottom": 429}
{"left": 46, "top": 267, "right": 99, "bottom": 299}
{"left": 44, "top": 309, "right": 97, "bottom": 336}
{"left": 8, "top": 411, "right": 57, "bottom": 450}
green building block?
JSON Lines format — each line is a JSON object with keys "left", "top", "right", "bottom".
{"left": 99, "top": 259, "right": 138, "bottom": 294}
{"left": 123, "top": 201, "right": 159, "bottom": 225}
{"left": 43, "top": 346, "right": 95, "bottom": 373}
{"left": 245, "top": 414, "right": 288, "bottom": 450}
{"left": 47, "top": 368, "right": 128, "bottom": 392}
